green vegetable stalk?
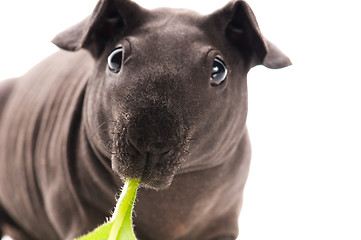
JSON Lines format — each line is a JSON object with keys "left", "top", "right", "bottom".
{"left": 75, "top": 178, "right": 140, "bottom": 240}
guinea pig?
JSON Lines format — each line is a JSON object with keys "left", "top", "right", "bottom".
{"left": 0, "top": 0, "right": 291, "bottom": 239}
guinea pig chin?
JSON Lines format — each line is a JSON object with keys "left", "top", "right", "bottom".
{"left": 110, "top": 110, "right": 189, "bottom": 190}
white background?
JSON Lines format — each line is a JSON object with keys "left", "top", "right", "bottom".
{"left": 1, "top": 0, "right": 360, "bottom": 239}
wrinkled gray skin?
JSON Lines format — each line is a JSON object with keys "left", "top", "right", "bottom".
{"left": 0, "top": 0, "right": 291, "bottom": 239}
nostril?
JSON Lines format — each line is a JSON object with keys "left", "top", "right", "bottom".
{"left": 127, "top": 136, "right": 174, "bottom": 156}
{"left": 126, "top": 126, "right": 177, "bottom": 155}
{"left": 145, "top": 142, "right": 175, "bottom": 155}
{"left": 127, "top": 128, "right": 177, "bottom": 154}
{"left": 160, "top": 147, "right": 174, "bottom": 156}
{"left": 126, "top": 107, "right": 179, "bottom": 155}
{"left": 127, "top": 136, "right": 141, "bottom": 154}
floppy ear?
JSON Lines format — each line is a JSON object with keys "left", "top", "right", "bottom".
{"left": 218, "top": 0, "right": 291, "bottom": 69}
{"left": 52, "top": 0, "right": 145, "bottom": 58}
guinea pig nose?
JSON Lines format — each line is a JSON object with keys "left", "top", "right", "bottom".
{"left": 126, "top": 108, "right": 179, "bottom": 154}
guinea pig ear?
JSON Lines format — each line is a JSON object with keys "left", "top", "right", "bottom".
{"left": 52, "top": 0, "right": 145, "bottom": 58}
{"left": 220, "top": 0, "right": 291, "bottom": 69}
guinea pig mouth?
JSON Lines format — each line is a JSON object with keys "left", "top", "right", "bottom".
{"left": 110, "top": 124, "right": 188, "bottom": 190}
{"left": 140, "top": 150, "right": 182, "bottom": 189}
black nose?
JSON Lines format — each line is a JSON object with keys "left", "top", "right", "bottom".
{"left": 126, "top": 108, "right": 179, "bottom": 155}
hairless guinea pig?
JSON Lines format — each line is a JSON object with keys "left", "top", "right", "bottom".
{"left": 0, "top": 0, "right": 291, "bottom": 239}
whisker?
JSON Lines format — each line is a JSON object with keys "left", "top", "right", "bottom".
{"left": 91, "top": 120, "right": 118, "bottom": 138}
{"left": 186, "top": 137, "right": 197, "bottom": 142}
{"left": 98, "top": 139, "right": 113, "bottom": 154}
{"left": 110, "top": 131, "right": 121, "bottom": 135}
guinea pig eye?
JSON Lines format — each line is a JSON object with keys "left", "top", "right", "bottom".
{"left": 108, "top": 47, "right": 123, "bottom": 73}
{"left": 210, "top": 57, "right": 227, "bottom": 87}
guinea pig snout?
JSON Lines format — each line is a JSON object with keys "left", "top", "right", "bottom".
{"left": 112, "top": 107, "right": 188, "bottom": 189}
{"left": 126, "top": 108, "right": 180, "bottom": 155}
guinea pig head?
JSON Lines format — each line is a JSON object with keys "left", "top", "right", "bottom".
{"left": 52, "top": 0, "right": 291, "bottom": 189}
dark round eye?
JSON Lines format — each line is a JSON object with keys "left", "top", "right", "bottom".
{"left": 210, "top": 57, "right": 227, "bottom": 87}
{"left": 108, "top": 47, "right": 123, "bottom": 73}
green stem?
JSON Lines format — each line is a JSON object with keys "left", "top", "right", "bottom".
{"left": 108, "top": 178, "right": 140, "bottom": 240}
{"left": 74, "top": 178, "right": 140, "bottom": 240}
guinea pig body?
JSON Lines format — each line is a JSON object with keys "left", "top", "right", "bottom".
{"left": 0, "top": 1, "right": 290, "bottom": 239}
